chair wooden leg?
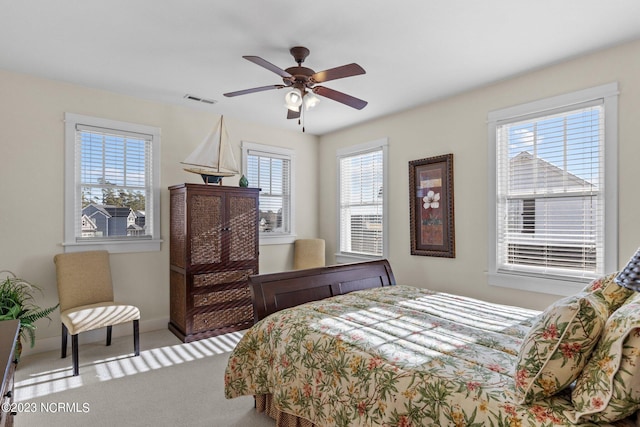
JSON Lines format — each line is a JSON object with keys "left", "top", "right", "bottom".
{"left": 61, "top": 323, "right": 68, "bottom": 359}
{"left": 133, "top": 319, "right": 140, "bottom": 356}
{"left": 106, "top": 325, "right": 112, "bottom": 346}
{"left": 72, "top": 334, "right": 79, "bottom": 376}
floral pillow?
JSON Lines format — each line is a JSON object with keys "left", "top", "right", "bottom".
{"left": 569, "top": 294, "right": 640, "bottom": 423}
{"left": 514, "top": 292, "right": 608, "bottom": 404}
{"left": 581, "top": 272, "right": 633, "bottom": 315}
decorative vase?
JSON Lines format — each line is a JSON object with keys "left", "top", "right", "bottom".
{"left": 239, "top": 175, "right": 249, "bottom": 187}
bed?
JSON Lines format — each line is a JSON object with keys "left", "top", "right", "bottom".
{"left": 224, "top": 260, "right": 640, "bottom": 427}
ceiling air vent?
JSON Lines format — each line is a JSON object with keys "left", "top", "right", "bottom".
{"left": 184, "top": 94, "right": 217, "bottom": 105}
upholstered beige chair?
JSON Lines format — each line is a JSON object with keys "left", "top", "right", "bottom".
{"left": 293, "top": 239, "right": 326, "bottom": 270}
{"left": 53, "top": 250, "right": 140, "bottom": 376}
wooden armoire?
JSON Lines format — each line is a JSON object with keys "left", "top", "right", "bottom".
{"left": 168, "top": 183, "right": 259, "bottom": 342}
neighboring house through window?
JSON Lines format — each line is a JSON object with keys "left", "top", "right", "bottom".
{"left": 336, "top": 138, "right": 388, "bottom": 263}
{"left": 64, "top": 113, "right": 161, "bottom": 253}
{"left": 488, "top": 83, "right": 618, "bottom": 296}
{"left": 242, "top": 141, "right": 295, "bottom": 245}
{"left": 80, "top": 203, "right": 146, "bottom": 238}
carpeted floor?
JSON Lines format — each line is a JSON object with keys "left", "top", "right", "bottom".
{"left": 12, "top": 329, "right": 275, "bottom": 427}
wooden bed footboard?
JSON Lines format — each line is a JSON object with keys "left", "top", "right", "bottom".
{"left": 249, "top": 259, "right": 396, "bottom": 322}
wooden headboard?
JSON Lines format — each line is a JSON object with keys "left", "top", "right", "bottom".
{"left": 249, "top": 259, "right": 396, "bottom": 322}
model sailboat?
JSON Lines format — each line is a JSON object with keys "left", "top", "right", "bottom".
{"left": 182, "top": 116, "right": 239, "bottom": 184}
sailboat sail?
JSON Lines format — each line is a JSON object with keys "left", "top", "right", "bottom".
{"left": 182, "top": 116, "right": 239, "bottom": 178}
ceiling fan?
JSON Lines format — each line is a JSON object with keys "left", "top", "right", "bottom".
{"left": 223, "top": 46, "right": 367, "bottom": 122}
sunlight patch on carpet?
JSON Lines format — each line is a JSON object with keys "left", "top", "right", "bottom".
{"left": 15, "top": 331, "right": 244, "bottom": 400}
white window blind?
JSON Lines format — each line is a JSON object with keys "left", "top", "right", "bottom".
{"left": 495, "top": 101, "right": 604, "bottom": 281}
{"left": 244, "top": 144, "right": 292, "bottom": 236}
{"left": 76, "top": 124, "right": 153, "bottom": 239}
{"left": 64, "top": 113, "right": 161, "bottom": 253}
{"left": 338, "top": 147, "right": 384, "bottom": 257}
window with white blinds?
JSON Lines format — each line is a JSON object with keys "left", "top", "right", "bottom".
{"left": 242, "top": 141, "right": 295, "bottom": 243}
{"left": 337, "top": 139, "right": 388, "bottom": 260}
{"left": 64, "top": 113, "right": 161, "bottom": 253}
{"left": 488, "top": 83, "right": 618, "bottom": 295}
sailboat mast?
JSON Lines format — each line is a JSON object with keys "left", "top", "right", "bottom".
{"left": 217, "top": 116, "right": 224, "bottom": 171}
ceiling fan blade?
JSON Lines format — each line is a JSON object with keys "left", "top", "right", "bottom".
{"left": 311, "top": 63, "right": 365, "bottom": 84}
{"left": 243, "top": 56, "right": 292, "bottom": 79}
{"left": 223, "top": 85, "right": 285, "bottom": 97}
{"left": 313, "top": 86, "right": 368, "bottom": 110}
{"left": 287, "top": 107, "right": 301, "bottom": 120}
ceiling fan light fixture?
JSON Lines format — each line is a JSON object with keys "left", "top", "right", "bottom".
{"left": 303, "top": 92, "right": 320, "bottom": 110}
{"left": 285, "top": 88, "right": 303, "bottom": 111}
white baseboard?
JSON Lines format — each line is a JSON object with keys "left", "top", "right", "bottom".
{"left": 21, "top": 317, "right": 170, "bottom": 358}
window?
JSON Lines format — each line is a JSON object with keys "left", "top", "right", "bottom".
{"left": 241, "top": 141, "right": 295, "bottom": 245}
{"left": 64, "top": 113, "right": 161, "bottom": 253}
{"left": 488, "top": 83, "right": 618, "bottom": 295}
{"left": 337, "top": 138, "right": 388, "bottom": 263}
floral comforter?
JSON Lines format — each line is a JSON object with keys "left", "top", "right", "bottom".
{"left": 224, "top": 285, "right": 631, "bottom": 427}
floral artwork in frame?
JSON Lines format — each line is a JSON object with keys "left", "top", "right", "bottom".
{"left": 409, "top": 153, "right": 455, "bottom": 257}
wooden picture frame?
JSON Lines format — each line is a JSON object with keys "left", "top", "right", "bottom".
{"left": 409, "top": 154, "right": 455, "bottom": 258}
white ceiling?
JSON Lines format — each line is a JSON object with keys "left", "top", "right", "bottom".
{"left": 2, "top": 1, "right": 640, "bottom": 135}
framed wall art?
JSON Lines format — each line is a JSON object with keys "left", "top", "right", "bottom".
{"left": 409, "top": 153, "right": 455, "bottom": 258}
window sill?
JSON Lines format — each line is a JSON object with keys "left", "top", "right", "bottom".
{"left": 259, "top": 234, "right": 297, "bottom": 246}
{"left": 335, "top": 253, "right": 383, "bottom": 264}
{"left": 487, "top": 271, "right": 588, "bottom": 296}
{"left": 62, "top": 239, "right": 162, "bottom": 254}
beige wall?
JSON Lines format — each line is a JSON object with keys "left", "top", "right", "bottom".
{"left": 318, "top": 39, "right": 640, "bottom": 311}
{"left": 0, "top": 69, "right": 318, "bottom": 354}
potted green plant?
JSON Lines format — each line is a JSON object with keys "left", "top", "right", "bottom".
{"left": 0, "top": 270, "right": 59, "bottom": 360}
